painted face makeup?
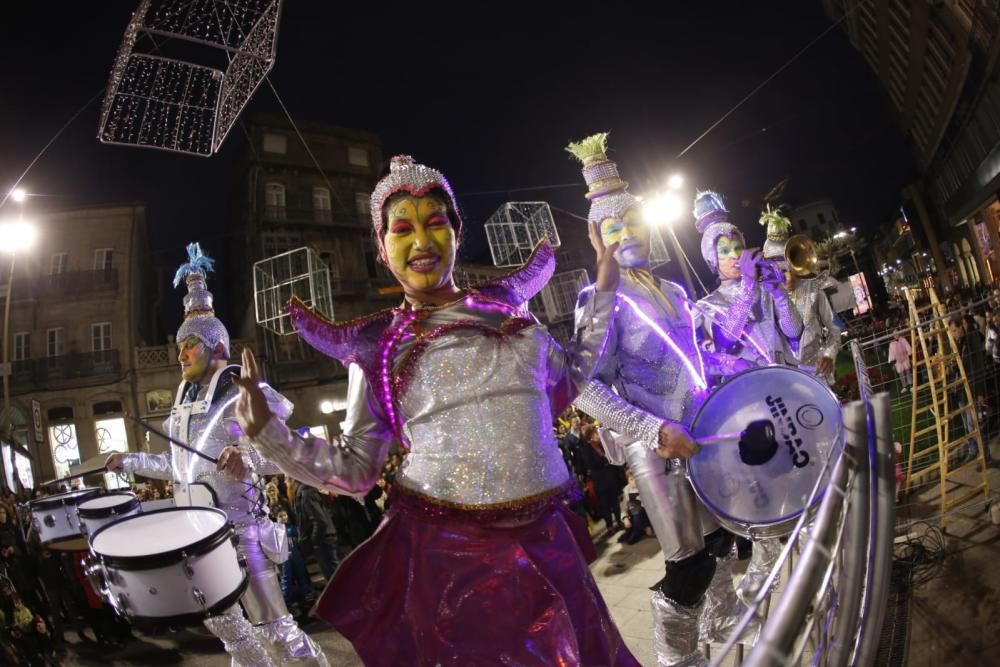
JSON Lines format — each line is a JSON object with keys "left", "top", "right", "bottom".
{"left": 177, "top": 335, "right": 211, "bottom": 383}
{"left": 600, "top": 207, "right": 650, "bottom": 268}
{"left": 716, "top": 235, "right": 745, "bottom": 280}
{"left": 383, "top": 194, "right": 457, "bottom": 293}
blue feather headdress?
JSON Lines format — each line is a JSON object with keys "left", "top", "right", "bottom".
{"left": 173, "top": 242, "right": 216, "bottom": 288}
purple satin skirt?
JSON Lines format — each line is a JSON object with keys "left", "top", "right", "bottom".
{"left": 314, "top": 488, "right": 639, "bottom": 666}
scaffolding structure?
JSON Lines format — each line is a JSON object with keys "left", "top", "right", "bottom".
{"left": 902, "top": 286, "right": 990, "bottom": 516}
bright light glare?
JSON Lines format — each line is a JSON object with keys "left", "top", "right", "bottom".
{"left": 667, "top": 174, "right": 684, "bottom": 190}
{"left": 642, "top": 192, "right": 685, "bottom": 226}
{"left": 834, "top": 231, "right": 848, "bottom": 239}
{"left": 319, "top": 400, "right": 335, "bottom": 415}
{"left": 0, "top": 221, "right": 36, "bottom": 253}
{"left": 10, "top": 189, "right": 26, "bottom": 203}
{"left": 850, "top": 226, "right": 857, "bottom": 232}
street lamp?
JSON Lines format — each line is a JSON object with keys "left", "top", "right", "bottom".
{"left": 0, "top": 216, "right": 36, "bottom": 473}
{"left": 642, "top": 183, "right": 698, "bottom": 296}
{"left": 319, "top": 400, "right": 335, "bottom": 415}
{"left": 10, "top": 189, "right": 26, "bottom": 204}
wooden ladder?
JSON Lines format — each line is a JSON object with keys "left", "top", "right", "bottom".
{"left": 903, "top": 287, "right": 989, "bottom": 516}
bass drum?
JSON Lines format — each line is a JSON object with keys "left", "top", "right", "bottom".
{"left": 688, "top": 366, "right": 843, "bottom": 539}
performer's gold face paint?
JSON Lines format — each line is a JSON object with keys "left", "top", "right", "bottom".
{"left": 600, "top": 208, "right": 650, "bottom": 268}
{"left": 716, "top": 235, "right": 744, "bottom": 280}
{"left": 177, "top": 335, "right": 211, "bottom": 383}
{"left": 383, "top": 194, "right": 457, "bottom": 293}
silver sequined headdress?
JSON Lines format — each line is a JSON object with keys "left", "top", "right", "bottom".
{"left": 369, "top": 155, "right": 462, "bottom": 262}
{"left": 693, "top": 191, "right": 744, "bottom": 274}
{"left": 174, "top": 242, "right": 230, "bottom": 358}
{"left": 565, "top": 132, "right": 640, "bottom": 225}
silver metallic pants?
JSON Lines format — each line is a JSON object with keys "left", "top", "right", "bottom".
{"left": 698, "top": 555, "right": 759, "bottom": 645}
{"left": 736, "top": 537, "right": 783, "bottom": 606}
{"left": 204, "top": 522, "right": 328, "bottom": 666}
{"left": 651, "top": 591, "right": 707, "bottom": 667}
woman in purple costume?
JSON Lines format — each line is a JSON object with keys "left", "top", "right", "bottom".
{"left": 233, "top": 155, "right": 639, "bottom": 666}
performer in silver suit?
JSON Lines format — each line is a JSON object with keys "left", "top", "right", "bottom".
{"left": 692, "top": 194, "right": 803, "bottom": 608}
{"left": 228, "top": 156, "right": 640, "bottom": 665}
{"left": 106, "top": 244, "right": 327, "bottom": 667}
{"left": 566, "top": 133, "right": 753, "bottom": 667}
{"left": 760, "top": 207, "right": 842, "bottom": 383}
{"left": 693, "top": 192, "right": 802, "bottom": 371}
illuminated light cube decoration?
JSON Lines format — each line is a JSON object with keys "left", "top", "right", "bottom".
{"left": 485, "top": 202, "right": 561, "bottom": 268}
{"left": 98, "top": 0, "right": 282, "bottom": 156}
{"left": 646, "top": 225, "right": 672, "bottom": 269}
{"left": 254, "top": 247, "right": 333, "bottom": 336}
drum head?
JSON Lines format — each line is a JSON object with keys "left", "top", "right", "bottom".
{"left": 91, "top": 507, "right": 227, "bottom": 558}
{"left": 689, "top": 366, "right": 843, "bottom": 534}
{"left": 79, "top": 493, "right": 136, "bottom": 511}
{"left": 30, "top": 487, "right": 102, "bottom": 509}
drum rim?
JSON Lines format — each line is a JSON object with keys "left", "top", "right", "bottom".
{"left": 687, "top": 364, "right": 840, "bottom": 529}
{"left": 78, "top": 493, "right": 141, "bottom": 519}
{"left": 91, "top": 506, "right": 233, "bottom": 570}
{"left": 116, "top": 573, "right": 249, "bottom": 627}
{"left": 30, "top": 488, "right": 103, "bottom": 510}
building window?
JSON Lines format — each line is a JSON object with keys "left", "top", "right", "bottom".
{"left": 265, "top": 182, "right": 287, "bottom": 220}
{"left": 13, "top": 333, "right": 29, "bottom": 362}
{"left": 348, "top": 146, "right": 369, "bottom": 167}
{"left": 48, "top": 421, "right": 81, "bottom": 481}
{"left": 319, "top": 251, "right": 342, "bottom": 293}
{"left": 817, "top": 212, "right": 826, "bottom": 225}
{"left": 95, "top": 248, "right": 113, "bottom": 271}
{"left": 355, "top": 192, "right": 371, "bottom": 218}
{"left": 47, "top": 328, "right": 63, "bottom": 357}
{"left": 50, "top": 252, "right": 68, "bottom": 275}
{"left": 798, "top": 219, "right": 808, "bottom": 232}
{"left": 313, "top": 186, "right": 332, "bottom": 223}
{"left": 360, "top": 238, "right": 392, "bottom": 282}
{"left": 95, "top": 415, "right": 130, "bottom": 489}
{"left": 262, "top": 132, "right": 287, "bottom": 154}
{"left": 92, "top": 322, "right": 112, "bottom": 352}
{"left": 262, "top": 231, "right": 304, "bottom": 258}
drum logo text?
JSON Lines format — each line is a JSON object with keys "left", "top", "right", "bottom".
{"left": 765, "top": 395, "right": 810, "bottom": 468}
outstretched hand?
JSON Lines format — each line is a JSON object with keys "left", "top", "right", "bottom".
{"left": 233, "top": 347, "right": 273, "bottom": 439}
{"left": 589, "top": 224, "right": 620, "bottom": 293}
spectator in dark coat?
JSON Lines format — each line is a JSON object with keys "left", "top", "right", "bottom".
{"left": 289, "top": 478, "right": 340, "bottom": 580}
{"left": 576, "top": 425, "right": 625, "bottom": 533}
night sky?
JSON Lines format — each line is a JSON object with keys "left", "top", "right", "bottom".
{"left": 0, "top": 1, "right": 914, "bottom": 336}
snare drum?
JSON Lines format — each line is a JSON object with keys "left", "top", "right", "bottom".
{"left": 688, "top": 366, "right": 843, "bottom": 539}
{"left": 77, "top": 493, "right": 142, "bottom": 540}
{"left": 29, "top": 488, "right": 102, "bottom": 550}
{"left": 88, "top": 507, "right": 247, "bottom": 624}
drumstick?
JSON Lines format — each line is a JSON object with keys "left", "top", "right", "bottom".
{"left": 40, "top": 466, "right": 109, "bottom": 487}
{"left": 124, "top": 413, "right": 220, "bottom": 465}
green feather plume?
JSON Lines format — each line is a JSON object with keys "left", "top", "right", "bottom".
{"left": 759, "top": 205, "right": 792, "bottom": 235}
{"left": 565, "top": 132, "right": 609, "bottom": 162}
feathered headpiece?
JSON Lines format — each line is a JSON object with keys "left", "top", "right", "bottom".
{"left": 760, "top": 204, "right": 792, "bottom": 260}
{"left": 693, "top": 190, "right": 744, "bottom": 274}
{"left": 566, "top": 132, "right": 640, "bottom": 225}
{"left": 369, "top": 155, "right": 462, "bottom": 263}
{"left": 174, "top": 242, "right": 230, "bottom": 358}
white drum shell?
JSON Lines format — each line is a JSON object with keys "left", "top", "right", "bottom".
{"left": 30, "top": 489, "right": 101, "bottom": 548}
{"left": 77, "top": 494, "right": 142, "bottom": 540}
{"left": 688, "top": 366, "right": 844, "bottom": 539}
{"left": 91, "top": 508, "right": 245, "bottom": 622}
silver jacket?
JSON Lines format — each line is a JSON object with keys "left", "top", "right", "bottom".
{"left": 251, "top": 291, "right": 616, "bottom": 506}
{"left": 788, "top": 274, "right": 842, "bottom": 373}
{"left": 122, "top": 364, "right": 288, "bottom": 523}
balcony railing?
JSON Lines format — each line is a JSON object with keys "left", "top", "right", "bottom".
{"left": 11, "top": 349, "right": 121, "bottom": 386}
{"left": 40, "top": 269, "right": 118, "bottom": 298}
{"left": 260, "top": 206, "right": 365, "bottom": 227}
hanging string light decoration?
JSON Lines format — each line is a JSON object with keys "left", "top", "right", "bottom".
{"left": 98, "top": 0, "right": 282, "bottom": 156}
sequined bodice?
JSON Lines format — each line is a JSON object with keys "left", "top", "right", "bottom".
{"left": 389, "top": 300, "right": 570, "bottom": 507}
{"left": 604, "top": 280, "right": 702, "bottom": 424}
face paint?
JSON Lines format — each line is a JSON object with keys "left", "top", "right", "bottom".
{"left": 177, "top": 335, "right": 212, "bottom": 383}
{"left": 383, "top": 194, "right": 457, "bottom": 293}
{"left": 716, "top": 235, "right": 745, "bottom": 280}
{"left": 600, "top": 207, "right": 650, "bottom": 269}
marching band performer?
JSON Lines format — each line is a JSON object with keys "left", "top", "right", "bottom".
{"left": 760, "top": 206, "right": 842, "bottom": 383}
{"left": 692, "top": 193, "right": 803, "bottom": 605}
{"left": 566, "top": 133, "right": 752, "bottom": 667}
{"left": 106, "top": 245, "right": 328, "bottom": 667}
{"left": 234, "top": 155, "right": 640, "bottom": 665}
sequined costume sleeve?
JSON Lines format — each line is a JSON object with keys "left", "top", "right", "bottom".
{"left": 249, "top": 363, "right": 394, "bottom": 495}
{"left": 547, "top": 290, "right": 616, "bottom": 415}
{"left": 121, "top": 450, "right": 173, "bottom": 480}
{"left": 572, "top": 288, "right": 665, "bottom": 452}
{"left": 716, "top": 278, "right": 759, "bottom": 348}
{"left": 768, "top": 286, "right": 803, "bottom": 340}
{"left": 816, "top": 289, "right": 842, "bottom": 361}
